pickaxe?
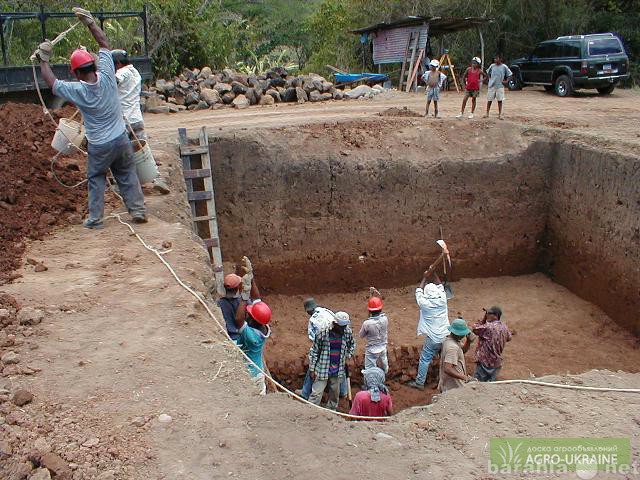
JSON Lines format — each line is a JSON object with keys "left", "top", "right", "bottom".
{"left": 427, "top": 239, "right": 454, "bottom": 298}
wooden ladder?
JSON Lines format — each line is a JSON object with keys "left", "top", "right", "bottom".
{"left": 178, "top": 126, "right": 225, "bottom": 295}
{"left": 399, "top": 31, "right": 420, "bottom": 91}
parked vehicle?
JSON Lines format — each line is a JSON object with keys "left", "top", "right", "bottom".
{"left": 508, "top": 33, "right": 629, "bottom": 96}
{"left": 0, "top": 7, "right": 152, "bottom": 107}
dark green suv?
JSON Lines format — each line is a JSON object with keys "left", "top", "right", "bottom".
{"left": 508, "top": 33, "right": 629, "bottom": 96}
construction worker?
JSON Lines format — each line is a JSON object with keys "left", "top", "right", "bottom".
{"left": 308, "top": 314, "right": 355, "bottom": 410}
{"left": 438, "top": 318, "right": 475, "bottom": 392}
{"left": 472, "top": 306, "right": 512, "bottom": 381}
{"left": 349, "top": 366, "right": 393, "bottom": 417}
{"left": 406, "top": 267, "right": 450, "bottom": 391}
{"left": 33, "top": 7, "right": 146, "bottom": 229}
{"left": 218, "top": 256, "right": 256, "bottom": 341}
{"left": 112, "top": 49, "right": 170, "bottom": 194}
{"left": 359, "top": 288, "right": 389, "bottom": 373}
{"left": 296, "top": 298, "right": 335, "bottom": 399}
{"left": 234, "top": 264, "right": 272, "bottom": 395}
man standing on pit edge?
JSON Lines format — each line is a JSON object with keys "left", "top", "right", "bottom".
{"left": 33, "top": 7, "right": 146, "bottom": 229}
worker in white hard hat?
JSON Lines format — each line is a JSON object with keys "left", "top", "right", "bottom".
{"left": 457, "top": 57, "right": 487, "bottom": 119}
{"left": 421, "top": 59, "right": 447, "bottom": 118}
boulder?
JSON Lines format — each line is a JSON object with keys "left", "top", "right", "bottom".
{"left": 333, "top": 90, "right": 344, "bottom": 100}
{"left": 281, "top": 87, "right": 297, "bottom": 102}
{"left": 320, "top": 92, "right": 333, "bottom": 101}
{"left": 195, "top": 101, "right": 209, "bottom": 110}
{"left": 184, "top": 91, "right": 200, "bottom": 106}
{"left": 221, "top": 92, "right": 236, "bottom": 105}
{"left": 39, "top": 452, "right": 71, "bottom": 479}
{"left": 345, "top": 84, "right": 374, "bottom": 99}
{"left": 17, "top": 307, "right": 44, "bottom": 326}
{"left": 308, "top": 90, "right": 322, "bottom": 102}
{"left": 268, "top": 77, "right": 286, "bottom": 89}
{"left": 295, "top": 87, "right": 308, "bottom": 103}
{"left": 321, "top": 81, "right": 334, "bottom": 92}
{"left": 232, "top": 94, "right": 250, "bottom": 109}
{"left": 167, "top": 104, "right": 180, "bottom": 113}
{"left": 222, "top": 68, "right": 235, "bottom": 82}
{"left": 199, "top": 88, "right": 221, "bottom": 106}
{"left": 199, "top": 66, "right": 212, "bottom": 79}
{"left": 267, "top": 66, "right": 289, "bottom": 78}
{"left": 265, "top": 89, "right": 281, "bottom": 102}
{"left": 147, "top": 105, "right": 170, "bottom": 114}
{"left": 230, "top": 73, "right": 249, "bottom": 86}
{"left": 244, "top": 88, "right": 258, "bottom": 105}
{"left": 259, "top": 95, "right": 275, "bottom": 106}
{"left": 29, "top": 468, "right": 51, "bottom": 480}
{"left": 213, "top": 82, "right": 232, "bottom": 94}
{"left": 231, "top": 81, "right": 247, "bottom": 95}
{"left": 1, "top": 351, "right": 19, "bottom": 365}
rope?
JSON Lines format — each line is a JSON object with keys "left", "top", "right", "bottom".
{"left": 106, "top": 214, "right": 640, "bottom": 422}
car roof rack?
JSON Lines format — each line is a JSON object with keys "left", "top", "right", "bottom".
{"left": 556, "top": 33, "right": 615, "bottom": 40}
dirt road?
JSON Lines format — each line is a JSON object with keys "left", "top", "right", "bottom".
{"left": 145, "top": 87, "right": 640, "bottom": 152}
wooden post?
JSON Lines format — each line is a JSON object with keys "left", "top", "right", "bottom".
{"left": 478, "top": 26, "right": 485, "bottom": 68}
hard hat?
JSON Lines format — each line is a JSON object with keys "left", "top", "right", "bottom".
{"left": 70, "top": 49, "right": 95, "bottom": 71}
{"left": 429, "top": 59, "right": 440, "bottom": 68}
{"left": 368, "top": 297, "right": 383, "bottom": 312}
{"left": 472, "top": 56, "right": 482, "bottom": 65}
{"left": 223, "top": 273, "right": 242, "bottom": 289}
{"left": 247, "top": 301, "right": 272, "bottom": 325}
{"left": 111, "top": 49, "right": 129, "bottom": 66}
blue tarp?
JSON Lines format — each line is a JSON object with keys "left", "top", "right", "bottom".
{"left": 334, "top": 73, "right": 389, "bottom": 84}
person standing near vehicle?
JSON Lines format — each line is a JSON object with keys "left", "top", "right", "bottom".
{"left": 33, "top": 7, "right": 146, "bottom": 229}
{"left": 484, "top": 54, "right": 513, "bottom": 120}
{"left": 457, "top": 57, "right": 486, "bottom": 119}
{"left": 112, "top": 49, "right": 170, "bottom": 194}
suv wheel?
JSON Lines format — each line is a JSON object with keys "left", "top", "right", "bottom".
{"left": 554, "top": 75, "right": 573, "bottom": 97}
{"left": 597, "top": 84, "right": 615, "bottom": 95}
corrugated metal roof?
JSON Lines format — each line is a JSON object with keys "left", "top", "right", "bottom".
{"left": 373, "top": 25, "right": 428, "bottom": 64}
{"left": 353, "top": 16, "right": 491, "bottom": 37}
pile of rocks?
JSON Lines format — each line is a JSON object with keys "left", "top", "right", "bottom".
{"left": 142, "top": 66, "right": 388, "bottom": 113}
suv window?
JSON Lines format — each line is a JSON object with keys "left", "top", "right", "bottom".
{"left": 561, "top": 42, "right": 581, "bottom": 58}
{"left": 533, "top": 44, "right": 551, "bottom": 58}
{"left": 588, "top": 38, "right": 623, "bottom": 55}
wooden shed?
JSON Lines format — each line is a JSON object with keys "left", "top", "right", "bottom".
{"left": 353, "top": 16, "right": 491, "bottom": 90}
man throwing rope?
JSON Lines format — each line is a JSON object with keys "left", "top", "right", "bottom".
{"left": 34, "top": 7, "right": 146, "bottom": 229}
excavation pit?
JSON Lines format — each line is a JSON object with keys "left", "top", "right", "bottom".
{"left": 194, "top": 117, "right": 639, "bottom": 412}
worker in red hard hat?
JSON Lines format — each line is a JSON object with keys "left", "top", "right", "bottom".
{"left": 218, "top": 257, "right": 256, "bottom": 341}
{"left": 33, "top": 7, "right": 146, "bottom": 230}
{"left": 358, "top": 287, "right": 389, "bottom": 373}
{"left": 234, "top": 257, "right": 271, "bottom": 395}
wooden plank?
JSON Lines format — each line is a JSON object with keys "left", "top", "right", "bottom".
{"left": 193, "top": 215, "right": 216, "bottom": 222}
{"left": 404, "top": 33, "right": 419, "bottom": 92}
{"left": 180, "top": 145, "right": 209, "bottom": 156}
{"left": 398, "top": 32, "right": 413, "bottom": 90}
{"left": 178, "top": 128, "right": 197, "bottom": 221}
{"left": 187, "top": 191, "right": 212, "bottom": 201}
{"left": 183, "top": 168, "right": 211, "bottom": 179}
{"left": 407, "top": 48, "right": 424, "bottom": 92}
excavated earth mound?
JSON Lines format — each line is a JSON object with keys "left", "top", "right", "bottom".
{"left": 0, "top": 103, "right": 87, "bottom": 284}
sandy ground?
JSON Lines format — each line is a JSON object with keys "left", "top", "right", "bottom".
{"left": 1, "top": 88, "right": 640, "bottom": 478}
{"left": 144, "top": 87, "right": 640, "bottom": 154}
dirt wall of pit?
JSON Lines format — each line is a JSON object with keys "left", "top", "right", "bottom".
{"left": 546, "top": 143, "right": 640, "bottom": 335}
{"left": 209, "top": 122, "right": 551, "bottom": 293}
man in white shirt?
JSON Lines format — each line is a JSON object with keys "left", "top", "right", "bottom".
{"left": 112, "top": 50, "right": 170, "bottom": 194}
{"left": 406, "top": 267, "right": 450, "bottom": 390}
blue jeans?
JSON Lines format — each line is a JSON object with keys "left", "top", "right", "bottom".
{"left": 302, "top": 368, "right": 347, "bottom": 399}
{"left": 415, "top": 336, "right": 443, "bottom": 386}
{"left": 87, "top": 132, "right": 145, "bottom": 222}
{"left": 475, "top": 362, "right": 500, "bottom": 382}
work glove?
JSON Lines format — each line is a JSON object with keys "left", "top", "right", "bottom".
{"left": 73, "top": 7, "right": 95, "bottom": 26}
{"left": 240, "top": 274, "right": 252, "bottom": 301}
{"left": 33, "top": 40, "right": 53, "bottom": 63}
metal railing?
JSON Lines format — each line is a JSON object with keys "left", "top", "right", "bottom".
{"left": 0, "top": 4, "right": 150, "bottom": 66}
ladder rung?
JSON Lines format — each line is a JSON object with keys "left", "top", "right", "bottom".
{"left": 193, "top": 215, "right": 216, "bottom": 222}
{"left": 187, "top": 191, "right": 212, "bottom": 201}
{"left": 183, "top": 168, "right": 211, "bottom": 179}
{"left": 181, "top": 145, "right": 209, "bottom": 156}
{"left": 203, "top": 238, "right": 220, "bottom": 248}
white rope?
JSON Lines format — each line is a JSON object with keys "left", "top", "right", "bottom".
{"left": 492, "top": 378, "right": 640, "bottom": 393}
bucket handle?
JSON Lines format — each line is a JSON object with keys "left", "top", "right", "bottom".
{"left": 124, "top": 117, "right": 144, "bottom": 149}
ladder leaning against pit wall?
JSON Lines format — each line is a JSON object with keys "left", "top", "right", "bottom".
{"left": 178, "top": 126, "right": 225, "bottom": 295}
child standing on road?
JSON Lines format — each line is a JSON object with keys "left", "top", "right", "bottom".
{"left": 421, "top": 59, "right": 447, "bottom": 118}
{"left": 457, "top": 57, "right": 486, "bottom": 119}
{"left": 484, "top": 54, "right": 513, "bottom": 119}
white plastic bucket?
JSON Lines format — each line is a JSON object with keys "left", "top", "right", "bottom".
{"left": 51, "top": 118, "right": 85, "bottom": 155}
{"left": 131, "top": 139, "right": 159, "bottom": 184}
